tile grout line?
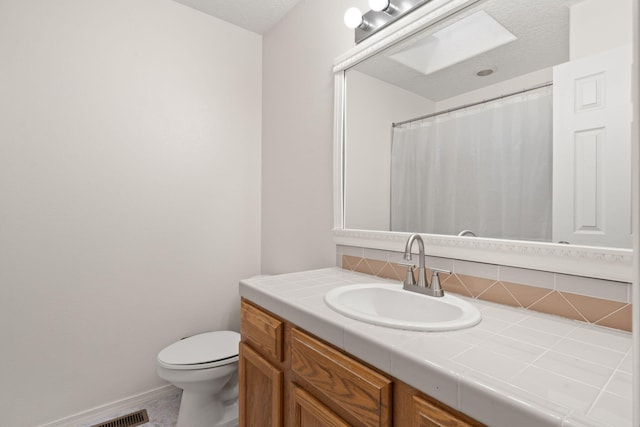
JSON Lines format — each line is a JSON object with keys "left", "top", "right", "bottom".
{"left": 498, "top": 281, "right": 526, "bottom": 308}
{"left": 557, "top": 291, "right": 590, "bottom": 323}
{"left": 584, "top": 344, "right": 631, "bottom": 416}
{"left": 592, "top": 302, "right": 631, "bottom": 326}
{"left": 521, "top": 288, "right": 555, "bottom": 310}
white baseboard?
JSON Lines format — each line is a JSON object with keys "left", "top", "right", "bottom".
{"left": 39, "top": 384, "right": 179, "bottom": 427}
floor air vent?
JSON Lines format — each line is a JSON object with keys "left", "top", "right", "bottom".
{"left": 90, "top": 409, "right": 149, "bottom": 427}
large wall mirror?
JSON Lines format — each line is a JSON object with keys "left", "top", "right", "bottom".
{"left": 333, "top": 0, "right": 633, "bottom": 281}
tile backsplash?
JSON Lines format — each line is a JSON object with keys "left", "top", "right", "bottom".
{"left": 338, "top": 245, "right": 632, "bottom": 332}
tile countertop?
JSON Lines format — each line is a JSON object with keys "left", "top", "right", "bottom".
{"left": 238, "top": 268, "right": 633, "bottom": 427}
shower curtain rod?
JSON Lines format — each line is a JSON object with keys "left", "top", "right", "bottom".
{"left": 392, "top": 81, "right": 553, "bottom": 127}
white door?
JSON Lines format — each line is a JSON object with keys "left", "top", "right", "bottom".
{"left": 552, "top": 45, "right": 632, "bottom": 248}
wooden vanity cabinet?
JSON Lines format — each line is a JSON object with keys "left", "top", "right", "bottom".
{"left": 290, "top": 327, "right": 392, "bottom": 427}
{"left": 239, "top": 300, "right": 285, "bottom": 427}
{"left": 412, "top": 396, "right": 477, "bottom": 427}
{"left": 239, "top": 342, "right": 283, "bottom": 426}
{"left": 291, "top": 386, "right": 351, "bottom": 427}
{"left": 394, "top": 382, "right": 482, "bottom": 427}
{"left": 239, "top": 300, "right": 484, "bottom": 427}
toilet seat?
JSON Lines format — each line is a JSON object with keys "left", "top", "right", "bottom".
{"left": 158, "top": 330, "right": 240, "bottom": 370}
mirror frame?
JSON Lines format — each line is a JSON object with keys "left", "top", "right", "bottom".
{"left": 332, "top": 0, "right": 632, "bottom": 282}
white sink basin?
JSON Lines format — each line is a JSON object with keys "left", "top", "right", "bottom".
{"left": 324, "top": 284, "right": 482, "bottom": 332}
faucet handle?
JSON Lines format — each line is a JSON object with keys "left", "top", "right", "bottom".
{"left": 428, "top": 268, "right": 450, "bottom": 297}
{"left": 398, "top": 262, "right": 416, "bottom": 286}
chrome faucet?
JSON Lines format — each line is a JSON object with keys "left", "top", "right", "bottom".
{"left": 404, "top": 233, "right": 427, "bottom": 287}
{"left": 403, "top": 233, "right": 449, "bottom": 297}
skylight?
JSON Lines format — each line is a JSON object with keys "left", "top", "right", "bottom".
{"left": 389, "top": 10, "right": 517, "bottom": 75}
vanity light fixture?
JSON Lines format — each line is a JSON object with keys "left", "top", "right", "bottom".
{"left": 369, "top": 0, "right": 397, "bottom": 14}
{"left": 345, "top": 0, "right": 432, "bottom": 44}
{"left": 344, "top": 7, "right": 368, "bottom": 29}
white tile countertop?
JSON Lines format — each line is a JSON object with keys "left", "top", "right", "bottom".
{"left": 239, "top": 268, "right": 633, "bottom": 427}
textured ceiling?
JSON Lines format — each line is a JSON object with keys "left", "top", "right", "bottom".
{"left": 354, "top": 0, "right": 581, "bottom": 101}
{"left": 171, "top": 0, "right": 303, "bottom": 34}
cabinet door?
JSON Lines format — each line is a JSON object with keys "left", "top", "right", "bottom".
{"left": 413, "top": 395, "right": 475, "bottom": 427}
{"left": 239, "top": 342, "right": 283, "bottom": 427}
{"left": 292, "top": 386, "right": 351, "bottom": 427}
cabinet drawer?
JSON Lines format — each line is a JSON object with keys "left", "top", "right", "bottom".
{"left": 240, "top": 301, "right": 283, "bottom": 363}
{"left": 290, "top": 328, "right": 392, "bottom": 427}
{"left": 292, "top": 385, "right": 350, "bottom": 427}
{"left": 413, "top": 395, "right": 477, "bottom": 427}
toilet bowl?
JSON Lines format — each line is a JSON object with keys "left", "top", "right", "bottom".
{"left": 157, "top": 330, "right": 240, "bottom": 427}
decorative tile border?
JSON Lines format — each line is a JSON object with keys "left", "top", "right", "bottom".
{"left": 341, "top": 254, "right": 632, "bottom": 332}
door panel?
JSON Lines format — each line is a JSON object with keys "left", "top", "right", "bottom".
{"left": 552, "top": 45, "right": 632, "bottom": 247}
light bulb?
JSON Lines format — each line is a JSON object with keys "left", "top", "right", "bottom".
{"left": 344, "top": 7, "right": 364, "bottom": 29}
{"left": 369, "top": 0, "right": 390, "bottom": 12}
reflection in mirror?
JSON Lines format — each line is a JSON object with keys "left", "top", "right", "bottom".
{"left": 344, "top": 0, "right": 632, "bottom": 248}
{"left": 391, "top": 84, "right": 553, "bottom": 242}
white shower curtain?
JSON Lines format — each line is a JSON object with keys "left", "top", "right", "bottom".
{"left": 391, "top": 86, "right": 553, "bottom": 241}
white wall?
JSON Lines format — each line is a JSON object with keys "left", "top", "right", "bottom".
{"left": 631, "top": 2, "right": 640, "bottom": 426}
{"left": 570, "top": 0, "right": 632, "bottom": 60}
{"left": 630, "top": 3, "right": 639, "bottom": 424}
{"left": 261, "top": 0, "right": 369, "bottom": 274}
{"left": 345, "top": 71, "right": 435, "bottom": 230}
{"left": 0, "top": 1, "right": 262, "bottom": 425}
{"left": 436, "top": 68, "right": 552, "bottom": 111}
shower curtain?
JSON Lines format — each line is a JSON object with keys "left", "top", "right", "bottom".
{"left": 391, "top": 86, "right": 553, "bottom": 241}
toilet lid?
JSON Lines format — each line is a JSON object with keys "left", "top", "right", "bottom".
{"left": 157, "top": 331, "right": 240, "bottom": 368}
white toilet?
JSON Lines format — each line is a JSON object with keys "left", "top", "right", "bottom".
{"left": 157, "top": 330, "right": 240, "bottom": 427}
